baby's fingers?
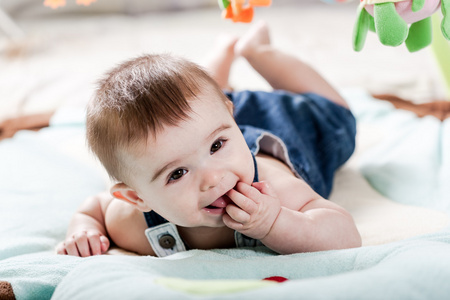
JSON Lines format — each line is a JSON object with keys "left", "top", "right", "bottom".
{"left": 81, "top": 232, "right": 109, "bottom": 256}
{"left": 63, "top": 232, "right": 99, "bottom": 257}
{"left": 100, "top": 235, "right": 110, "bottom": 253}
{"left": 227, "top": 186, "right": 258, "bottom": 214}
{"left": 56, "top": 231, "right": 110, "bottom": 257}
{"left": 223, "top": 212, "right": 245, "bottom": 231}
{"left": 55, "top": 241, "right": 68, "bottom": 255}
{"left": 226, "top": 204, "right": 250, "bottom": 224}
{"left": 87, "top": 232, "right": 104, "bottom": 255}
{"left": 72, "top": 233, "right": 92, "bottom": 257}
{"left": 252, "top": 181, "right": 277, "bottom": 197}
{"left": 234, "top": 182, "right": 261, "bottom": 202}
{"left": 63, "top": 236, "right": 83, "bottom": 257}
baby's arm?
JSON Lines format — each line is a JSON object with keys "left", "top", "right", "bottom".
{"left": 56, "top": 192, "right": 112, "bottom": 257}
{"left": 224, "top": 180, "right": 361, "bottom": 254}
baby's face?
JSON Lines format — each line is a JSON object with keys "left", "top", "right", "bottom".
{"left": 124, "top": 89, "right": 254, "bottom": 228}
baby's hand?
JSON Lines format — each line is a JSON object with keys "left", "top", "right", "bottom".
{"left": 55, "top": 230, "right": 110, "bottom": 257}
{"left": 223, "top": 181, "right": 281, "bottom": 240}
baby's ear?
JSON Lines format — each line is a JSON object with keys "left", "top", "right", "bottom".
{"left": 225, "top": 99, "right": 234, "bottom": 114}
{"left": 110, "top": 183, "right": 150, "bottom": 211}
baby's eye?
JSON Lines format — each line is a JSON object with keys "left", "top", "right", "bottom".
{"left": 210, "top": 139, "right": 224, "bottom": 154}
{"left": 168, "top": 169, "right": 187, "bottom": 182}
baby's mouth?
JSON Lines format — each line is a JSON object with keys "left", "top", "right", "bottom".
{"left": 204, "top": 195, "right": 231, "bottom": 212}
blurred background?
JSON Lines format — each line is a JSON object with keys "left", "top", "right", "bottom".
{"left": 0, "top": 0, "right": 447, "bottom": 122}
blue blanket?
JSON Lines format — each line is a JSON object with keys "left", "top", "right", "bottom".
{"left": 1, "top": 90, "right": 450, "bottom": 299}
{"left": 53, "top": 233, "right": 450, "bottom": 299}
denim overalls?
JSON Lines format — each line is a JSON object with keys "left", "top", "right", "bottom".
{"left": 143, "top": 90, "right": 356, "bottom": 257}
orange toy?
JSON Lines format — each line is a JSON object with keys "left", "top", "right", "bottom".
{"left": 219, "top": 0, "right": 272, "bottom": 23}
{"left": 43, "top": 0, "right": 97, "bottom": 9}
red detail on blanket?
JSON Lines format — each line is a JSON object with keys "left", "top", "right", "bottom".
{"left": 263, "top": 276, "right": 288, "bottom": 283}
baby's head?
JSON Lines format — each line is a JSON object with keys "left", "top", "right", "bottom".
{"left": 87, "top": 54, "right": 224, "bottom": 183}
{"left": 87, "top": 54, "right": 254, "bottom": 227}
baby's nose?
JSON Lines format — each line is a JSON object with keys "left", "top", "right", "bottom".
{"left": 200, "top": 168, "right": 223, "bottom": 192}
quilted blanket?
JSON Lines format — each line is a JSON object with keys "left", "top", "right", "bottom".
{"left": 1, "top": 89, "right": 449, "bottom": 299}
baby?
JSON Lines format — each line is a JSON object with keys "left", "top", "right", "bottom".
{"left": 56, "top": 22, "right": 361, "bottom": 257}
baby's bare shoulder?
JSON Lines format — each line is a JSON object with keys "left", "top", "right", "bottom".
{"left": 105, "top": 198, "right": 141, "bottom": 221}
{"left": 104, "top": 200, "right": 155, "bottom": 255}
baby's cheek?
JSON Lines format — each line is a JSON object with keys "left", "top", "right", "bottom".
{"left": 243, "top": 154, "right": 256, "bottom": 184}
{"left": 231, "top": 129, "right": 255, "bottom": 184}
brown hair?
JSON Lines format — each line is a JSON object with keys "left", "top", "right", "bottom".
{"left": 86, "top": 53, "right": 226, "bottom": 183}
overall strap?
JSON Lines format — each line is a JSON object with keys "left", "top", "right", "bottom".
{"left": 251, "top": 152, "right": 259, "bottom": 182}
{"left": 143, "top": 210, "right": 167, "bottom": 228}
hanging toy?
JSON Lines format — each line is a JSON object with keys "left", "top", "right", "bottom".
{"left": 219, "top": 0, "right": 272, "bottom": 23}
{"left": 43, "top": 0, "right": 97, "bottom": 9}
{"left": 320, "top": 0, "right": 352, "bottom": 3}
{"left": 353, "top": 0, "right": 450, "bottom": 52}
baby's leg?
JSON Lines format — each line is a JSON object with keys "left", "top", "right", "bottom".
{"left": 203, "top": 35, "right": 238, "bottom": 90}
{"left": 235, "top": 21, "right": 348, "bottom": 108}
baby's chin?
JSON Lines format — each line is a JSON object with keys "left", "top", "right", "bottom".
{"left": 197, "top": 218, "right": 227, "bottom": 228}
{"left": 176, "top": 216, "right": 227, "bottom": 229}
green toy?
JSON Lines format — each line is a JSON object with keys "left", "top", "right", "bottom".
{"left": 431, "top": 14, "right": 450, "bottom": 98}
{"left": 353, "top": 0, "right": 450, "bottom": 52}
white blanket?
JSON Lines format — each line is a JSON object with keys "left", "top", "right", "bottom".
{"left": 1, "top": 88, "right": 450, "bottom": 299}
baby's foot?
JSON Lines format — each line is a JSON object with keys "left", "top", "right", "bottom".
{"left": 205, "top": 34, "right": 239, "bottom": 67}
{"left": 218, "top": 34, "right": 239, "bottom": 55}
{"left": 235, "top": 21, "right": 271, "bottom": 58}
{"left": 203, "top": 34, "right": 238, "bottom": 90}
